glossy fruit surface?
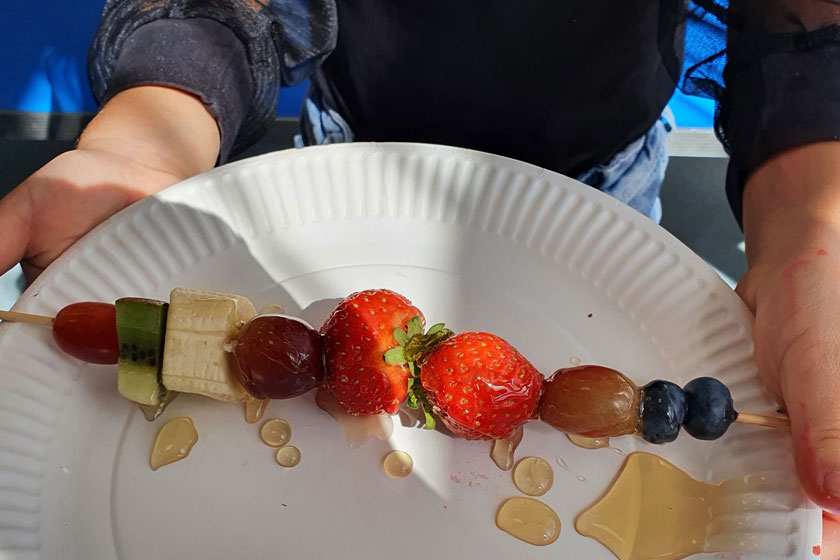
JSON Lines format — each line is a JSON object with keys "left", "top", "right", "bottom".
{"left": 539, "top": 365, "right": 640, "bottom": 437}
{"left": 640, "top": 380, "right": 686, "bottom": 444}
{"left": 233, "top": 314, "right": 325, "bottom": 399}
{"left": 682, "top": 377, "right": 738, "bottom": 440}
{"left": 52, "top": 302, "right": 119, "bottom": 364}
{"left": 421, "top": 332, "right": 544, "bottom": 440}
{"left": 322, "top": 289, "right": 423, "bottom": 414}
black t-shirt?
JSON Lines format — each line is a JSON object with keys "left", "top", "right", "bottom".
{"left": 88, "top": 0, "right": 840, "bottom": 222}
{"left": 316, "top": 0, "right": 683, "bottom": 177}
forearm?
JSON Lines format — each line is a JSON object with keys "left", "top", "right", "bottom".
{"left": 79, "top": 85, "right": 221, "bottom": 188}
{"left": 742, "top": 142, "right": 840, "bottom": 267}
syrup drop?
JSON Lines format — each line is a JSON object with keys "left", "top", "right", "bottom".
{"left": 383, "top": 450, "right": 413, "bottom": 478}
{"left": 490, "top": 425, "right": 524, "bottom": 471}
{"left": 260, "top": 418, "right": 292, "bottom": 447}
{"left": 276, "top": 446, "right": 301, "bottom": 467}
{"left": 315, "top": 387, "right": 393, "bottom": 447}
{"left": 138, "top": 391, "right": 178, "bottom": 422}
{"left": 243, "top": 398, "right": 270, "bottom": 424}
{"left": 576, "top": 452, "right": 772, "bottom": 560}
{"left": 513, "top": 457, "right": 554, "bottom": 496}
{"left": 259, "top": 304, "right": 286, "bottom": 315}
{"left": 496, "top": 497, "right": 561, "bottom": 546}
{"left": 567, "top": 433, "right": 610, "bottom": 449}
{"left": 150, "top": 417, "right": 198, "bottom": 471}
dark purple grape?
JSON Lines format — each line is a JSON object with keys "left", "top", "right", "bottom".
{"left": 233, "top": 315, "right": 325, "bottom": 399}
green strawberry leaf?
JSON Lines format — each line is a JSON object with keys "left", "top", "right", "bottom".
{"left": 383, "top": 346, "right": 407, "bottom": 365}
{"left": 407, "top": 388, "right": 419, "bottom": 409}
{"left": 426, "top": 323, "right": 445, "bottom": 335}
{"left": 421, "top": 404, "right": 436, "bottom": 430}
{"left": 407, "top": 316, "right": 424, "bottom": 338}
{"left": 393, "top": 327, "right": 408, "bottom": 346}
{"left": 395, "top": 317, "right": 449, "bottom": 430}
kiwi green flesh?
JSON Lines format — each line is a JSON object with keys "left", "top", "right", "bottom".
{"left": 116, "top": 298, "right": 168, "bottom": 406}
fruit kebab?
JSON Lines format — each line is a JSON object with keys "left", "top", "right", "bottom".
{"left": 0, "top": 288, "right": 790, "bottom": 449}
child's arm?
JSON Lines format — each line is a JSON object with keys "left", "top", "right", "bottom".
{"left": 0, "top": 85, "right": 219, "bottom": 280}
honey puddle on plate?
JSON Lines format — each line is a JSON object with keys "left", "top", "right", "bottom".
{"left": 576, "top": 452, "right": 775, "bottom": 560}
{"left": 315, "top": 388, "right": 393, "bottom": 447}
{"left": 150, "top": 417, "right": 198, "bottom": 470}
{"left": 260, "top": 418, "right": 292, "bottom": 447}
{"left": 496, "top": 497, "right": 561, "bottom": 546}
{"left": 513, "top": 457, "right": 554, "bottom": 496}
{"left": 383, "top": 450, "right": 413, "bottom": 478}
{"left": 276, "top": 446, "right": 301, "bottom": 467}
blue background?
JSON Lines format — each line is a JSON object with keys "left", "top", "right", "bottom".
{"left": 0, "top": 0, "right": 715, "bottom": 127}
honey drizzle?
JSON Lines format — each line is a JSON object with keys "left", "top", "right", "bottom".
{"left": 138, "top": 391, "right": 179, "bottom": 422}
{"left": 259, "top": 304, "right": 286, "bottom": 315}
{"left": 490, "top": 425, "right": 524, "bottom": 471}
{"left": 315, "top": 387, "right": 393, "bottom": 447}
{"left": 567, "top": 433, "right": 610, "bottom": 449}
{"left": 243, "top": 398, "right": 270, "bottom": 424}
{"left": 576, "top": 452, "right": 776, "bottom": 560}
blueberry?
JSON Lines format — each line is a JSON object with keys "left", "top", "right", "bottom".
{"left": 682, "top": 377, "right": 738, "bottom": 440}
{"left": 640, "top": 380, "right": 687, "bottom": 444}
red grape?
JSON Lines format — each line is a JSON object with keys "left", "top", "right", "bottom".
{"left": 232, "top": 315, "right": 325, "bottom": 399}
{"left": 538, "top": 365, "right": 641, "bottom": 437}
{"left": 52, "top": 302, "right": 119, "bottom": 364}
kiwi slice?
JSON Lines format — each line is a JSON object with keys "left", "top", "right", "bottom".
{"left": 116, "top": 298, "right": 168, "bottom": 406}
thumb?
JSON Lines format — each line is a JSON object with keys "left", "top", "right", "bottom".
{"left": 782, "top": 347, "right": 840, "bottom": 512}
{"left": 0, "top": 187, "right": 32, "bottom": 277}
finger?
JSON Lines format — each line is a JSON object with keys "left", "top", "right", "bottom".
{"left": 782, "top": 333, "right": 840, "bottom": 512}
{"left": 20, "top": 262, "right": 43, "bottom": 285}
{"left": 735, "top": 268, "right": 758, "bottom": 313}
{"left": 822, "top": 511, "right": 840, "bottom": 559}
{"left": 0, "top": 187, "right": 31, "bottom": 276}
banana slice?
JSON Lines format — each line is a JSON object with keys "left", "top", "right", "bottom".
{"left": 161, "top": 288, "right": 256, "bottom": 402}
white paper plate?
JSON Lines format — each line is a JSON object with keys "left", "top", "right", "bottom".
{"left": 0, "top": 143, "right": 819, "bottom": 559}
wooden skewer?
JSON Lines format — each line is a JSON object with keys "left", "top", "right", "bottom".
{"left": 0, "top": 312, "right": 811, "bottom": 434}
{"left": 0, "top": 310, "right": 55, "bottom": 327}
{"left": 736, "top": 412, "right": 791, "bottom": 430}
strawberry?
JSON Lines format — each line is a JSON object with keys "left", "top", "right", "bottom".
{"left": 420, "top": 332, "right": 544, "bottom": 440}
{"left": 322, "top": 289, "right": 424, "bottom": 415}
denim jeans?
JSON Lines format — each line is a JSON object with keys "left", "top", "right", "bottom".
{"left": 575, "top": 109, "right": 672, "bottom": 224}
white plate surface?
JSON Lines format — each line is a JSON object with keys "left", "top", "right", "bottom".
{"left": 0, "top": 143, "right": 820, "bottom": 559}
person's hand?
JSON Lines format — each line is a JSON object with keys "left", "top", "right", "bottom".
{"left": 737, "top": 143, "right": 840, "bottom": 558}
{"left": 0, "top": 146, "right": 182, "bottom": 282}
{"left": 0, "top": 86, "right": 220, "bottom": 283}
